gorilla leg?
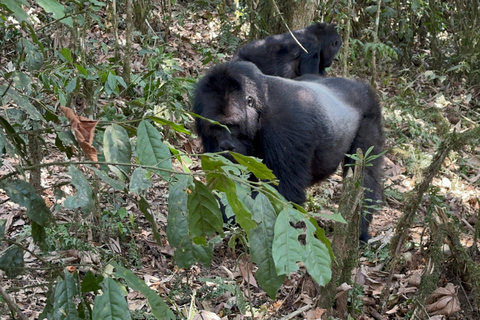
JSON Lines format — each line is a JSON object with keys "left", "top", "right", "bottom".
{"left": 344, "top": 113, "right": 384, "bottom": 242}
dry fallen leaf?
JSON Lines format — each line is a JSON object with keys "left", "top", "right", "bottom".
{"left": 192, "top": 310, "right": 221, "bottom": 320}
{"left": 60, "top": 106, "right": 98, "bottom": 161}
{"left": 426, "top": 283, "right": 461, "bottom": 316}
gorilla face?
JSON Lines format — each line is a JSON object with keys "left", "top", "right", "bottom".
{"left": 195, "top": 64, "right": 263, "bottom": 157}
{"left": 199, "top": 96, "right": 259, "bottom": 156}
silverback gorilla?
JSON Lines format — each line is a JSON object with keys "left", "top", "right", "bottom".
{"left": 233, "top": 22, "right": 342, "bottom": 78}
{"left": 194, "top": 61, "right": 384, "bottom": 242}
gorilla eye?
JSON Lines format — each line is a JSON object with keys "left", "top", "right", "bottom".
{"left": 246, "top": 96, "right": 254, "bottom": 107}
{"left": 332, "top": 41, "right": 338, "bottom": 47}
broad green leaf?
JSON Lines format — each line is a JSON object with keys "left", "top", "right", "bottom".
{"left": 61, "top": 48, "right": 73, "bottom": 63}
{"left": 272, "top": 208, "right": 304, "bottom": 275}
{"left": 64, "top": 166, "right": 94, "bottom": 216}
{"left": 148, "top": 116, "right": 191, "bottom": 135}
{"left": 53, "top": 270, "right": 79, "bottom": 320}
{"left": 250, "top": 194, "right": 284, "bottom": 298}
{"left": 111, "top": 262, "right": 175, "bottom": 320}
{"left": 2, "top": 0, "right": 29, "bottom": 22}
{"left": 0, "top": 115, "right": 26, "bottom": 158}
{"left": 92, "top": 278, "right": 130, "bottom": 320}
{"left": 81, "top": 270, "right": 104, "bottom": 293}
{"left": 139, "top": 196, "right": 162, "bottom": 248}
{"left": 36, "top": 0, "right": 73, "bottom": 27}
{"left": 309, "top": 218, "right": 334, "bottom": 260}
{"left": 19, "top": 38, "right": 44, "bottom": 70}
{"left": 167, "top": 176, "right": 214, "bottom": 268}
{"left": 188, "top": 180, "right": 223, "bottom": 239}
{"left": 137, "top": 120, "right": 172, "bottom": 180}
{"left": 115, "top": 75, "right": 127, "bottom": 88}
{"left": 129, "top": 167, "right": 152, "bottom": 194}
{"left": 303, "top": 220, "right": 332, "bottom": 286}
{"left": 231, "top": 152, "right": 276, "bottom": 180}
{"left": 207, "top": 172, "right": 256, "bottom": 233}
{"left": 107, "top": 72, "right": 117, "bottom": 93}
{"left": 168, "top": 144, "right": 192, "bottom": 173}
{"left": 65, "top": 77, "right": 77, "bottom": 94}
{"left": 104, "top": 124, "right": 132, "bottom": 180}
{"left": 75, "top": 64, "right": 88, "bottom": 76}
{"left": 31, "top": 221, "right": 47, "bottom": 250}
{"left": 89, "top": 166, "right": 126, "bottom": 191}
{"left": 201, "top": 153, "right": 238, "bottom": 172}
{"left": 0, "top": 179, "right": 53, "bottom": 227}
{"left": 0, "top": 246, "right": 24, "bottom": 278}
{"left": 0, "top": 85, "right": 44, "bottom": 121}
{"left": 225, "top": 188, "right": 256, "bottom": 233}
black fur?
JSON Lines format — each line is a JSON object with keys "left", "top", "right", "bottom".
{"left": 194, "top": 61, "right": 384, "bottom": 242}
{"left": 233, "top": 22, "right": 342, "bottom": 78}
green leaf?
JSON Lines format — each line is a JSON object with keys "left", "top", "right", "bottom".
{"left": 0, "top": 220, "right": 5, "bottom": 239}
{"left": 303, "top": 220, "right": 332, "bottom": 286}
{"left": 0, "top": 179, "right": 53, "bottom": 227}
{"left": 111, "top": 263, "right": 176, "bottom": 320}
{"left": 167, "top": 176, "right": 214, "bottom": 268}
{"left": 61, "top": 48, "right": 73, "bottom": 63}
{"left": 272, "top": 207, "right": 332, "bottom": 286}
{"left": 2, "top": 0, "right": 29, "bottom": 22}
{"left": 107, "top": 72, "right": 117, "bottom": 91}
{"left": 81, "top": 270, "right": 104, "bottom": 293}
{"left": 231, "top": 152, "right": 276, "bottom": 180}
{"left": 0, "top": 246, "right": 24, "bottom": 278}
{"left": 139, "top": 196, "right": 162, "bottom": 248}
{"left": 19, "top": 37, "right": 44, "bottom": 71}
{"left": 206, "top": 172, "right": 256, "bottom": 233}
{"left": 92, "top": 278, "right": 130, "bottom": 320}
{"left": 53, "top": 270, "right": 80, "bottom": 320}
{"left": 89, "top": 166, "right": 126, "bottom": 191}
{"left": 104, "top": 124, "right": 132, "bottom": 180}
{"left": 188, "top": 180, "right": 224, "bottom": 239}
{"left": 136, "top": 120, "right": 172, "bottom": 181}
{"left": 129, "top": 167, "right": 152, "bottom": 194}
{"left": 64, "top": 166, "right": 95, "bottom": 216}
{"left": 75, "top": 64, "right": 88, "bottom": 76}
{"left": 250, "top": 194, "right": 284, "bottom": 298}
{"left": 36, "top": 0, "right": 73, "bottom": 27}
{"left": 0, "top": 85, "right": 44, "bottom": 121}
{"left": 148, "top": 116, "right": 191, "bottom": 135}
{"left": 65, "top": 77, "right": 77, "bottom": 94}
{"left": 272, "top": 208, "right": 304, "bottom": 275}
{"left": 0, "top": 115, "right": 26, "bottom": 158}
{"left": 115, "top": 75, "right": 127, "bottom": 88}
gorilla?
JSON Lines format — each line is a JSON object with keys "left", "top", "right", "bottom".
{"left": 233, "top": 22, "right": 342, "bottom": 78}
{"left": 194, "top": 61, "right": 384, "bottom": 242}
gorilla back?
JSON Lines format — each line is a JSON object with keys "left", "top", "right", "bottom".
{"left": 194, "top": 61, "right": 384, "bottom": 242}
{"left": 233, "top": 22, "right": 342, "bottom": 78}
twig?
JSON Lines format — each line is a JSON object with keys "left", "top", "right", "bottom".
{"left": 0, "top": 285, "right": 28, "bottom": 320}
{"left": 271, "top": 0, "right": 308, "bottom": 54}
{"left": 279, "top": 304, "right": 312, "bottom": 320}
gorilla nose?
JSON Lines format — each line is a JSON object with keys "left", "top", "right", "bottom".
{"left": 219, "top": 141, "right": 236, "bottom": 151}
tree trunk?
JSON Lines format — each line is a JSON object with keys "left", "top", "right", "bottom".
{"left": 251, "top": 0, "right": 319, "bottom": 39}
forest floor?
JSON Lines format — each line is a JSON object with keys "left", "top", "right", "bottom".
{"left": 1, "top": 2, "right": 480, "bottom": 320}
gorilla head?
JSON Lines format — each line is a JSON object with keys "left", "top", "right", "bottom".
{"left": 233, "top": 22, "right": 342, "bottom": 78}
{"left": 194, "top": 61, "right": 384, "bottom": 242}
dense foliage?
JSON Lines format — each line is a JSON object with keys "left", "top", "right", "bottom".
{"left": 0, "top": 0, "right": 479, "bottom": 319}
